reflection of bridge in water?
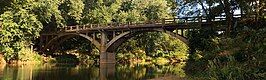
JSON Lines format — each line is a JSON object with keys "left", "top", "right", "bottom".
{"left": 0, "top": 63, "right": 187, "bottom": 80}
{"left": 39, "top": 15, "right": 247, "bottom": 64}
{"left": 0, "top": 63, "right": 115, "bottom": 80}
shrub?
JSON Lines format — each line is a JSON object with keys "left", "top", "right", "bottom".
{"left": 18, "top": 47, "right": 43, "bottom": 62}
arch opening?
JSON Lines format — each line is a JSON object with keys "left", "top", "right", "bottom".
{"left": 44, "top": 33, "right": 100, "bottom": 52}
{"left": 106, "top": 30, "right": 189, "bottom": 64}
{"left": 106, "top": 29, "right": 189, "bottom": 52}
{"left": 42, "top": 33, "right": 101, "bottom": 63}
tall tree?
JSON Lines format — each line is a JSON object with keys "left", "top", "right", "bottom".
{"left": 0, "top": 0, "right": 43, "bottom": 61}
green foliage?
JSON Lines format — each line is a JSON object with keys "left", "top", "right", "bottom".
{"left": 86, "top": 5, "right": 113, "bottom": 24}
{"left": 153, "top": 57, "right": 169, "bottom": 65}
{"left": 82, "top": 0, "right": 121, "bottom": 24}
{"left": 0, "top": 0, "right": 86, "bottom": 62}
{"left": 142, "top": 0, "right": 171, "bottom": 20}
{"left": 186, "top": 25, "right": 266, "bottom": 79}
{"left": 187, "top": 29, "right": 219, "bottom": 60}
{"left": 114, "top": 10, "right": 144, "bottom": 23}
{"left": 60, "top": 0, "right": 84, "bottom": 23}
{"left": 207, "top": 57, "right": 246, "bottom": 80}
{"left": 115, "top": 63, "right": 186, "bottom": 79}
{"left": 18, "top": 47, "right": 43, "bottom": 62}
{"left": 82, "top": 0, "right": 173, "bottom": 24}
{"left": 50, "top": 36, "right": 100, "bottom": 63}
{"left": 34, "top": 0, "right": 65, "bottom": 27}
{"left": 0, "top": 0, "right": 12, "bottom": 14}
{"left": 0, "top": 7, "right": 42, "bottom": 61}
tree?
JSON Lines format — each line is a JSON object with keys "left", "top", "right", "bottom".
{"left": 59, "top": 0, "right": 84, "bottom": 25}
{"left": 82, "top": 0, "right": 122, "bottom": 24}
{"left": 0, "top": 0, "right": 43, "bottom": 60}
{"left": 0, "top": 0, "right": 85, "bottom": 61}
{"left": 177, "top": 0, "right": 266, "bottom": 35}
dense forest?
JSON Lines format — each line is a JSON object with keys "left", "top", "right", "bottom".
{"left": 0, "top": 0, "right": 266, "bottom": 79}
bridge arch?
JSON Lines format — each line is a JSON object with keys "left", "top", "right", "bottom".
{"left": 106, "top": 29, "right": 188, "bottom": 52}
{"left": 43, "top": 33, "right": 101, "bottom": 52}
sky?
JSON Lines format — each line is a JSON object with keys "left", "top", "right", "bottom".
{"left": 176, "top": 0, "right": 241, "bottom": 17}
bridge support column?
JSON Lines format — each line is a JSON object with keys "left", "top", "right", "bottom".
{"left": 100, "top": 32, "right": 116, "bottom": 63}
{"left": 100, "top": 52, "right": 116, "bottom": 63}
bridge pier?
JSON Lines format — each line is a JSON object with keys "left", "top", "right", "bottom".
{"left": 100, "top": 63, "right": 115, "bottom": 80}
{"left": 100, "top": 52, "right": 116, "bottom": 63}
{"left": 100, "top": 31, "right": 116, "bottom": 63}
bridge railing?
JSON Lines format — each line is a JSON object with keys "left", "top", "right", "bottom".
{"left": 60, "top": 14, "right": 249, "bottom": 32}
{"left": 60, "top": 17, "right": 212, "bottom": 31}
{"left": 61, "top": 20, "right": 165, "bottom": 31}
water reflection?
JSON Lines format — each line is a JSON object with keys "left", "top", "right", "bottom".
{"left": 0, "top": 64, "right": 5, "bottom": 78}
{"left": 0, "top": 62, "right": 186, "bottom": 80}
{"left": 115, "top": 63, "right": 186, "bottom": 80}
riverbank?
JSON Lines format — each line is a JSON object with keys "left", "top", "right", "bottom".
{"left": 185, "top": 27, "right": 266, "bottom": 79}
{"left": 0, "top": 54, "right": 6, "bottom": 65}
{"left": 0, "top": 54, "right": 6, "bottom": 78}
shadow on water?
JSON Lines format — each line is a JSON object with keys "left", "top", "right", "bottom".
{"left": 0, "top": 62, "right": 187, "bottom": 80}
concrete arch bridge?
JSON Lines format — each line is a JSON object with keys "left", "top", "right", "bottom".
{"left": 39, "top": 16, "right": 242, "bottom": 63}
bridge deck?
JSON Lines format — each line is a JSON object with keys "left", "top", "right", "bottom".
{"left": 41, "top": 16, "right": 239, "bottom": 35}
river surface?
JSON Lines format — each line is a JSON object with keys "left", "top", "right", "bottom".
{"left": 0, "top": 62, "right": 186, "bottom": 80}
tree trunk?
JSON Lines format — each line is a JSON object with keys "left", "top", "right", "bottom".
{"left": 219, "top": 0, "right": 233, "bottom": 36}
{"left": 199, "top": 0, "right": 212, "bottom": 22}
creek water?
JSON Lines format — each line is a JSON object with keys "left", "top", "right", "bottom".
{"left": 0, "top": 62, "right": 186, "bottom": 80}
